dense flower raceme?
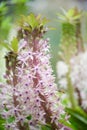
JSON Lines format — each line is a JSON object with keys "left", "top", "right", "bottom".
{"left": 57, "top": 51, "right": 87, "bottom": 110}
{"left": 0, "top": 37, "right": 66, "bottom": 130}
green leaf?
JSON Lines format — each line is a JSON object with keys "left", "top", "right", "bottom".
{"left": 59, "top": 119, "right": 75, "bottom": 129}
{"left": 7, "top": 116, "right": 15, "bottom": 123}
{"left": 41, "top": 125, "right": 51, "bottom": 130}
{"left": 27, "top": 14, "right": 39, "bottom": 29}
{"left": 57, "top": 13, "right": 66, "bottom": 19}
{"left": 41, "top": 17, "right": 49, "bottom": 26}
{"left": 0, "top": 2, "right": 8, "bottom": 14}
{"left": 0, "top": 126, "right": 4, "bottom": 130}
{"left": 67, "top": 8, "right": 75, "bottom": 17}
{"left": 0, "top": 117, "right": 5, "bottom": 124}
{"left": 73, "top": 14, "right": 81, "bottom": 20}
{"left": 66, "top": 108, "right": 87, "bottom": 130}
{"left": 60, "top": 8, "right": 67, "bottom": 16}
{"left": 11, "top": 37, "right": 18, "bottom": 53}
{"left": 26, "top": 115, "right": 32, "bottom": 120}
{"left": 70, "top": 115, "right": 87, "bottom": 130}
{"left": 66, "top": 108, "right": 87, "bottom": 124}
{"left": 0, "top": 116, "right": 5, "bottom": 130}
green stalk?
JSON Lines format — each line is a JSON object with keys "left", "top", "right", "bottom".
{"left": 60, "top": 23, "right": 77, "bottom": 61}
{"left": 61, "top": 22, "right": 77, "bottom": 108}
{"left": 67, "top": 68, "right": 77, "bottom": 108}
{"left": 58, "top": 7, "right": 84, "bottom": 109}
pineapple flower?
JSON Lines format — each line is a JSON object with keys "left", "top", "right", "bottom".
{"left": 0, "top": 37, "right": 67, "bottom": 130}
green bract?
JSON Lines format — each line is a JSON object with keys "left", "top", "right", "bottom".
{"left": 11, "top": 37, "right": 18, "bottom": 53}
{"left": 18, "top": 13, "right": 48, "bottom": 37}
{"left": 57, "top": 7, "right": 82, "bottom": 24}
{"left": 19, "top": 13, "right": 48, "bottom": 28}
{"left": 1, "top": 37, "right": 18, "bottom": 53}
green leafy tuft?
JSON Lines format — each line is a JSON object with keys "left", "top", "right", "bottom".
{"left": 57, "top": 7, "right": 82, "bottom": 24}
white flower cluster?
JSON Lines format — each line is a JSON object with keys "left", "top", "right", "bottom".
{"left": 70, "top": 52, "right": 87, "bottom": 109}
{"left": 57, "top": 51, "right": 87, "bottom": 109}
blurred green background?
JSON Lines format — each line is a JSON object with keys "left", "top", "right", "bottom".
{"left": 0, "top": 0, "right": 87, "bottom": 82}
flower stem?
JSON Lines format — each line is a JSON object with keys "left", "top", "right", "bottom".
{"left": 67, "top": 68, "right": 77, "bottom": 108}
